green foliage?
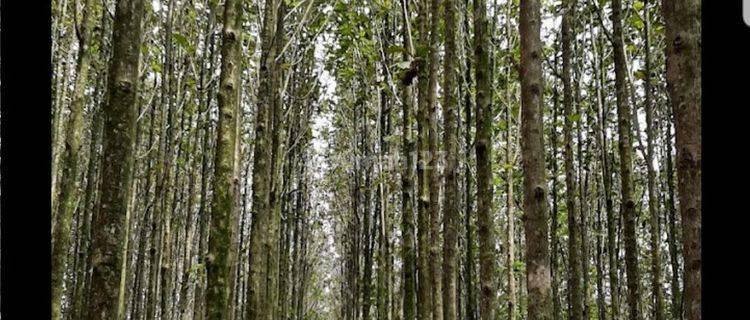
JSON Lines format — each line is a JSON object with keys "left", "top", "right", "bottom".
{"left": 633, "top": 1, "right": 645, "bottom": 11}
{"left": 189, "top": 263, "right": 206, "bottom": 276}
{"left": 386, "top": 45, "right": 404, "bottom": 55}
{"left": 150, "top": 60, "right": 162, "bottom": 73}
{"left": 627, "top": 43, "right": 638, "bottom": 55}
{"left": 497, "top": 119, "right": 508, "bottom": 131}
{"left": 634, "top": 69, "right": 647, "bottom": 80}
{"left": 629, "top": 13, "right": 645, "bottom": 30}
{"left": 493, "top": 175, "right": 505, "bottom": 188}
{"left": 173, "top": 32, "right": 195, "bottom": 53}
{"left": 568, "top": 113, "right": 581, "bottom": 123}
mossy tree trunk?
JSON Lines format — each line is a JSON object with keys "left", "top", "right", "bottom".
{"left": 441, "top": 0, "right": 458, "bottom": 315}
{"left": 561, "top": 1, "right": 584, "bottom": 319}
{"left": 519, "top": 0, "right": 553, "bottom": 318}
{"left": 205, "top": 0, "right": 243, "bottom": 316}
{"left": 85, "top": 0, "right": 147, "bottom": 317}
{"left": 400, "top": 0, "right": 418, "bottom": 318}
{"left": 662, "top": 1, "right": 701, "bottom": 319}
{"left": 610, "top": 0, "right": 642, "bottom": 318}
{"left": 643, "top": 1, "right": 665, "bottom": 319}
{"left": 51, "top": 0, "right": 99, "bottom": 317}
{"left": 473, "top": 0, "right": 497, "bottom": 317}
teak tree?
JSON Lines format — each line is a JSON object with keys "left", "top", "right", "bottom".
{"left": 49, "top": 0, "right": 701, "bottom": 319}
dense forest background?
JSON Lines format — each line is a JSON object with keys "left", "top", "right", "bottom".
{"left": 50, "top": 0, "right": 700, "bottom": 319}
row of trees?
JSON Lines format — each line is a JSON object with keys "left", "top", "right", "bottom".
{"left": 50, "top": 0, "right": 700, "bottom": 319}
{"left": 52, "top": 0, "right": 328, "bottom": 318}
{"left": 321, "top": 0, "right": 700, "bottom": 319}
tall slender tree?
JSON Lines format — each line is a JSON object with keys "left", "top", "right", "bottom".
{"left": 85, "top": 0, "right": 147, "bottom": 318}
{"left": 474, "top": 0, "right": 497, "bottom": 317}
{"left": 205, "top": 0, "right": 243, "bottom": 316}
{"left": 643, "top": 1, "right": 665, "bottom": 319}
{"left": 416, "top": 0, "right": 434, "bottom": 315}
{"left": 610, "top": 0, "right": 642, "bottom": 318}
{"left": 519, "top": 0, "right": 553, "bottom": 319}
{"left": 247, "top": 0, "right": 280, "bottom": 318}
{"left": 400, "top": 0, "right": 418, "bottom": 318}
{"left": 442, "top": 0, "right": 459, "bottom": 316}
{"left": 51, "top": 0, "right": 99, "bottom": 318}
{"left": 561, "top": 1, "right": 584, "bottom": 319}
{"left": 427, "top": 0, "right": 444, "bottom": 316}
{"left": 662, "top": 1, "right": 701, "bottom": 320}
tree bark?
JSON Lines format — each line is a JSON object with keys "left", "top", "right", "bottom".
{"left": 662, "top": 1, "right": 701, "bottom": 319}
{"left": 473, "top": 0, "right": 497, "bottom": 318}
{"left": 442, "top": 0, "right": 459, "bottom": 316}
{"left": 205, "top": 0, "right": 242, "bottom": 316}
{"left": 610, "top": 0, "right": 642, "bottom": 318}
{"left": 416, "top": 0, "right": 433, "bottom": 316}
{"left": 504, "top": 2, "right": 518, "bottom": 319}
{"left": 246, "top": 0, "right": 280, "bottom": 316}
{"left": 561, "top": 1, "right": 584, "bottom": 319}
{"left": 86, "top": 0, "right": 147, "bottom": 317}
{"left": 400, "top": 0, "right": 418, "bottom": 318}
{"left": 643, "top": 1, "right": 665, "bottom": 319}
{"left": 427, "top": 0, "right": 443, "bottom": 316}
{"left": 663, "top": 112, "right": 682, "bottom": 320}
{"left": 460, "top": 1, "right": 476, "bottom": 318}
{"left": 549, "top": 70, "right": 562, "bottom": 320}
{"left": 519, "top": 0, "right": 553, "bottom": 318}
{"left": 591, "top": 22, "right": 621, "bottom": 320}
{"left": 51, "top": 0, "right": 99, "bottom": 317}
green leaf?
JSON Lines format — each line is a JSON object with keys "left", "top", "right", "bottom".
{"left": 654, "top": 24, "right": 665, "bottom": 34}
{"left": 629, "top": 14, "right": 644, "bottom": 30}
{"left": 568, "top": 113, "right": 581, "bottom": 122}
{"left": 626, "top": 43, "right": 638, "bottom": 54}
{"left": 173, "top": 33, "right": 190, "bottom": 49}
{"left": 386, "top": 45, "right": 404, "bottom": 55}
{"left": 415, "top": 44, "right": 429, "bottom": 58}
{"left": 493, "top": 175, "right": 505, "bottom": 187}
{"left": 497, "top": 119, "right": 508, "bottom": 131}
{"left": 633, "top": 0, "right": 644, "bottom": 11}
{"left": 151, "top": 60, "right": 162, "bottom": 73}
{"left": 634, "top": 70, "right": 647, "bottom": 80}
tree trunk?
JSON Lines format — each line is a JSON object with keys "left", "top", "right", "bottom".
{"left": 593, "top": 170, "right": 607, "bottom": 320}
{"left": 610, "top": 1, "right": 642, "bottom": 318}
{"left": 643, "top": 1, "right": 665, "bottom": 319}
{"left": 561, "top": 1, "right": 583, "bottom": 318}
{"left": 205, "top": 0, "right": 242, "bottom": 315}
{"left": 592, "top": 22, "right": 620, "bottom": 320}
{"left": 549, "top": 71, "right": 562, "bottom": 320}
{"left": 519, "top": 0, "right": 553, "bottom": 318}
{"left": 400, "top": 0, "right": 418, "bottom": 318}
{"left": 427, "top": 0, "right": 443, "bottom": 316}
{"left": 663, "top": 113, "right": 682, "bottom": 320}
{"left": 461, "top": 0, "right": 476, "bottom": 318}
{"left": 377, "top": 12, "right": 394, "bottom": 320}
{"left": 416, "top": 0, "right": 433, "bottom": 316}
{"left": 662, "top": 1, "right": 701, "bottom": 319}
{"left": 246, "top": 0, "right": 281, "bottom": 316}
{"left": 504, "top": 2, "right": 518, "bottom": 319}
{"left": 473, "top": 0, "right": 497, "bottom": 318}
{"left": 363, "top": 89, "right": 375, "bottom": 320}
{"left": 442, "top": 0, "right": 459, "bottom": 316}
{"left": 85, "top": 0, "right": 147, "bottom": 317}
{"left": 51, "top": 0, "right": 98, "bottom": 317}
